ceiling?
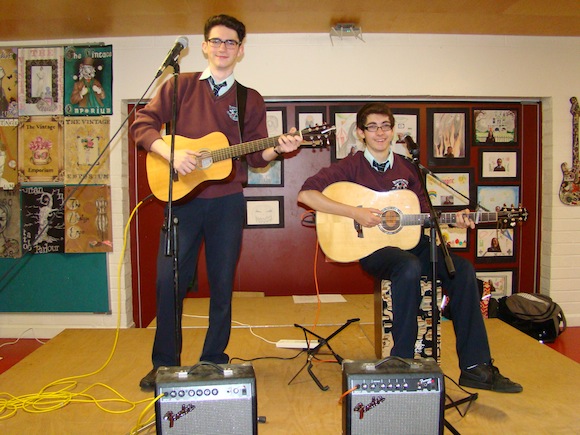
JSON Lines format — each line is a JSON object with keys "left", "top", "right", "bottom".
{"left": 2, "top": 0, "right": 579, "bottom": 42}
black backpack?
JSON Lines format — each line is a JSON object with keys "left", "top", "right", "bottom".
{"left": 498, "top": 293, "right": 566, "bottom": 343}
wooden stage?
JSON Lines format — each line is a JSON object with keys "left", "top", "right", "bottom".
{"left": 1, "top": 294, "right": 578, "bottom": 434}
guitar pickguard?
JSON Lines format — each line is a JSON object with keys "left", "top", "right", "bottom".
{"left": 559, "top": 96, "right": 580, "bottom": 205}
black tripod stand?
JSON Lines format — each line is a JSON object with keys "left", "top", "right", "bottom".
{"left": 288, "top": 318, "right": 360, "bottom": 391}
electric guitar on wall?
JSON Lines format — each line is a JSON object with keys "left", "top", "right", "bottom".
{"left": 315, "top": 182, "right": 529, "bottom": 263}
{"left": 559, "top": 96, "right": 580, "bottom": 205}
{"left": 146, "top": 124, "right": 335, "bottom": 202}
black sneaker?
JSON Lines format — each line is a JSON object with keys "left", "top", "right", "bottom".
{"left": 459, "top": 361, "right": 523, "bottom": 393}
{"left": 139, "top": 368, "right": 158, "bottom": 392}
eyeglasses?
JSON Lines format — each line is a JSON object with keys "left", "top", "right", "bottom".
{"left": 207, "top": 38, "right": 241, "bottom": 49}
{"left": 363, "top": 123, "right": 392, "bottom": 132}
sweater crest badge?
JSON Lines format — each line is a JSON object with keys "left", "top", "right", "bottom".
{"left": 392, "top": 179, "right": 409, "bottom": 190}
{"left": 227, "top": 105, "right": 238, "bottom": 122}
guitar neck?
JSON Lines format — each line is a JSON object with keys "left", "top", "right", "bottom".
{"left": 403, "top": 211, "right": 499, "bottom": 227}
{"left": 211, "top": 131, "right": 301, "bottom": 162}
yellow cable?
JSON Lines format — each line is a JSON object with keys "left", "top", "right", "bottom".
{"left": 0, "top": 198, "right": 160, "bottom": 430}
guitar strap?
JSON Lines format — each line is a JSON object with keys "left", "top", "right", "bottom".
{"left": 236, "top": 82, "right": 248, "bottom": 141}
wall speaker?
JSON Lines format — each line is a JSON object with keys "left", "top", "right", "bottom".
{"left": 155, "top": 362, "right": 257, "bottom": 435}
{"left": 342, "top": 358, "right": 444, "bottom": 435}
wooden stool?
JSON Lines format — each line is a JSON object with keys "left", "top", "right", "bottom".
{"left": 374, "top": 277, "right": 442, "bottom": 362}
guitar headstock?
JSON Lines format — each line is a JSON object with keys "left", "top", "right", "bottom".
{"left": 497, "top": 204, "right": 529, "bottom": 227}
{"left": 300, "top": 124, "right": 336, "bottom": 147}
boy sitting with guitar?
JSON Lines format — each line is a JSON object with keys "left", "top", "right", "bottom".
{"left": 298, "top": 102, "right": 522, "bottom": 393}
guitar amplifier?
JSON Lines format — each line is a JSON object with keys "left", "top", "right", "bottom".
{"left": 342, "top": 358, "right": 444, "bottom": 435}
{"left": 155, "top": 362, "right": 257, "bottom": 435}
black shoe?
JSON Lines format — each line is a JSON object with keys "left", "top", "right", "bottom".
{"left": 459, "top": 361, "right": 523, "bottom": 393}
{"left": 139, "top": 368, "right": 158, "bottom": 392}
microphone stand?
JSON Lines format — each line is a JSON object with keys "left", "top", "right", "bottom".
{"left": 406, "top": 148, "right": 453, "bottom": 360}
{"left": 407, "top": 148, "right": 478, "bottom": 432}
{"left": 164, "top": 61, "right": 182, "bottom": 366}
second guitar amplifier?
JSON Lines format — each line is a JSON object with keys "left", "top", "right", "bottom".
{"left": 155, "top": 362, "right": 257, "bottom": 435}
{"left": 342, "top": 357, "right": 444, "bottom": 435}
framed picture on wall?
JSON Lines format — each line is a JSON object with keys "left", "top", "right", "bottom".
{"left": 426, "top": 168, "right": 473, "bottom": 209}
{"left": 247, "top": 158, "right": 284, "bottom": 187}
{"left": 244, "top": 196, "right": 284, "bottom": 229}
{"left": 476, "top": 185, "right": 520, "bottom": 213}
{"left": 474, "top": 109, "right": 518, "bottom": 144}
{"left": 427, "top": 108, "right": 470, "bottom": 166}
{"left": 476, "top": 269, "right": 515, "bottom": 299}
{"left": 476, "top": 227, "right": 516, "bottom": 262}
{"left": 480, "top": 150, "right": 519, "bottom": 179}
{"left": 440, "top": 226, "right": 469, "bottom": 250}
{"left": 391, "top": 108, "right": 419, "bottom": 158}
{"left": 295, "top": 105, "right": 328, "bottom": 148}
{"left": 266, "top": 107, "right": 287, "bottom": 137}
{"left": 330, "top": 105, "right": 364, "bottom": 161}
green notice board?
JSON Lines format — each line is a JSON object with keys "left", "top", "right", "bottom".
{"left": 0, "top": 253, "right": 109, "bottom": 312}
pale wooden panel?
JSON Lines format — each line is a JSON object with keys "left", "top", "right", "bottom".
{"left": 1, "top": 0, "right": 579, "bottom": 41}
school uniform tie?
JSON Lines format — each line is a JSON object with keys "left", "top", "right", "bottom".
{"left": 373, "top": 160, "right": 388, "bottom": 172}
{"left": 209, "top": 77, "right": 227, "bottom": 96}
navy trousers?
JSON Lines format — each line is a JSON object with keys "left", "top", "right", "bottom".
{"left": 360, "top": 235, "right": 491, "bottom": 370}
{"left": 151, "top": 193, "right": 245, "bottom": 368}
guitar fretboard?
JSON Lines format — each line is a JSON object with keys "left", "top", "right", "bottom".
{"left": 210, "top": 132, "right": 302, "bottom": 162}
{"left": 400, "top": 211, "right": 499, "bottom": 227}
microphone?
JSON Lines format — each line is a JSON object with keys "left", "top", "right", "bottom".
{"left": 404, "top": 135, "right": 420, "bottom": 159}
{"left": 156, "top": 36, "right": 189, "bottom": 78}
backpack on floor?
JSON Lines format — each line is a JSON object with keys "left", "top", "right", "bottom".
{"left": 498, "top": 293, "right": 566, "bottom": 343}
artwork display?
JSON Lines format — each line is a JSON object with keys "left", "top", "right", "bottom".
{"left": 428, "top": 108, "right": 469, "bottom": 165}
{"left": 0, "top": 48, "right": 18, "bottom": 118}
{"left": 474, "top": 109, "right": 517, "bottom": 144}
{"left": 21, "top": 185, "right": 65, "bottom": 254}
{"left": 244, "top": 196, "right": 284, "bottom": 228}
{"left": 0, "top": 118, "right": 18, "bottom": 189}
{"left": 18, "top": 116, "right": 64, "bottom": 183}
{"left": 426, "top": 169, "right": 472, "bottom": 208}
{"left": 64, "top": 45, "right": 113, "bottom": 116}
{"left": 18, "top": 47, "right": 64, "bottom": 116}
{"left": 476, "top": 270, "right": 514, "bottom": 299}
{"left": 0, "top": 189, "right": 21, "bottom": 258}
{"left": 64, "top": 116, "right": 110, "bottom": 184}
{"left": 64, "top": 185, "right": 113, "bottom": 253}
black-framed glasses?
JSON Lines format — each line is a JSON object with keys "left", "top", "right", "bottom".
{"left": 363, "top": 123, "right": 392, "bottom": 132}
{"left": 207, "top": 38, "right": 241, "bottom": 49}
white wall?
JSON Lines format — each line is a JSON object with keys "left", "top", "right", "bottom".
{"left": 1, "top": 32, "right": 579, "bottom": 339}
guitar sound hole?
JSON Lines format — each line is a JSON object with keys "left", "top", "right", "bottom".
{"left": 197, "top": 149, "right": 213, "bottom": 169}
{"left": 380, "top": 209, "right": 402, "bottom": 234}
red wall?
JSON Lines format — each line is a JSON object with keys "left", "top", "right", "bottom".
{"left": 128, "top": 100, "right": 541, "bottom": 327}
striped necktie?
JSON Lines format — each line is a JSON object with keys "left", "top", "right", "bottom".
{"left": 373, "top": 160, "right": 388, "bottom": 172}
{"left": 209, "top": 77, "right": 227, "bottom": 96}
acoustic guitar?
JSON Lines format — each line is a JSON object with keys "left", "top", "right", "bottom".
{"left": 315, "top": 181, "right": 528, "bottom": 263}
{"left": 146, "top": 124, "right": 334, "bottom": 201}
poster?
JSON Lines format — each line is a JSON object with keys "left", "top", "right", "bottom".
{"left": 0, "top": 118, "right": 19, "bottom": 189}
{"left": 17, "top": 47, "right": 64, "bottom": 116}
{"left": 65, "top": 185, "right": 113, "bottom": 253}
{"left": 64, "top": 45, "right": 113, "bottom": 116}
{"left": 64, "top": 116, "right": 110, "bottom": 184}
{"left": 0, "top": 47, "right": 18, "bottom": 118}
{"left": 21, "top": 185, "right": 65, "bottom": 254}
{"left": 0, "top": 189, "right": 21, "bottom": 258}
{"left": 18, "top": 116, "right": 64, "bottom": 183}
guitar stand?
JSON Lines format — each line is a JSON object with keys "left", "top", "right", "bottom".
{"left": 288, "top": 318, "right": 360, "bottom": 391}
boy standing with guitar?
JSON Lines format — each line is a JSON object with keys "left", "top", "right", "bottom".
{"left": 131, "top": 14, "right": 302, "bottom": 391}
{"left": 298, "top": 102, "right": 522, "bottom": 393}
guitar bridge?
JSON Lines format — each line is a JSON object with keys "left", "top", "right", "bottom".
{"left": 354, "top": 220, "right": 363, "bottom": 238}
{"left": 354, "top": 205, "right": 364, "bottom": 238}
